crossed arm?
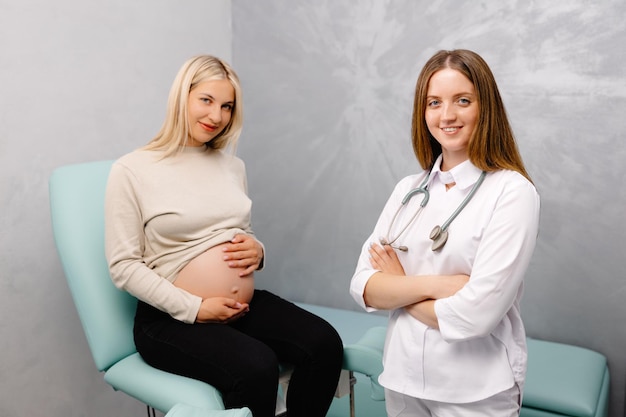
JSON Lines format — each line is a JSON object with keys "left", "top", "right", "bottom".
{"left": 364, "top": 243, "right": 468, "bottom": 329}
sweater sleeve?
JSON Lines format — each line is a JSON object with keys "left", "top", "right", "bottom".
{"left": 104, "top": 161, "right": 202, "bottom": 324}
{"left": 240, "top": 159, "right": 266, "bottom": 271}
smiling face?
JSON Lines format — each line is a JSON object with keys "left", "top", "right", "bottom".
{"left": 186, "top": 79, "right": 235, "bottom": 147}
{"left": 425, "top": 68, "right": 479, "bottom": 170}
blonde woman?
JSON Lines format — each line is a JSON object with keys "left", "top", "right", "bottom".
{"left": 106, "top": 55, "right": 343, "bottom": 417}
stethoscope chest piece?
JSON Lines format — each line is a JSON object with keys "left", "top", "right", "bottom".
{"left": 429, "top": 225, "right": 448, "bottom": 251}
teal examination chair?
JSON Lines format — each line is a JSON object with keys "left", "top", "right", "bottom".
{"left": 50, "top": 160, "right": 252, "bottom": 417}
{"left": 50, "top": 160, "right": 378, "bottom": 417}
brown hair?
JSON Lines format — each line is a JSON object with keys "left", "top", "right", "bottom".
{"left": 411, "top": 49, "right": 532, "bottom": 183}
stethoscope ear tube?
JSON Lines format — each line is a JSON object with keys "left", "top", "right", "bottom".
{"left": 401, "top": 187, "right": 429, "bottom": 206}
{"left": 380, "top": 172, "right": 430, "bottom": 252}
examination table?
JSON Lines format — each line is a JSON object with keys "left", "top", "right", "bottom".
{"left": 298, "top": 303, "right": 610, "bottom": 417}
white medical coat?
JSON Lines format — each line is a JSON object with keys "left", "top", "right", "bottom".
{"left": 350, "top": 156, "right": 540, "bottom": 403}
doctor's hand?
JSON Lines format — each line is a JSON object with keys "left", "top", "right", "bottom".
{"left": 430, "top": 274, "right": 470, "bottom": 299}
{"left": 405, "top": 300, "right": 438, "bottom": 328}
{"left": 369, "top": 242, "right": 406, "bottom": 276}
{"left": 196, "top": 297, "right": 250, "bottom": 323}
{"left": 404, "top": 274, "right": 469, "bottom": 329}
{"left": 222, "top": 234, "right": 264, "bottom": 277}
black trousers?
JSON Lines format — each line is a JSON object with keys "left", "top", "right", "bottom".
{"left": 134, "top": 290, "right": 344, "bottom": 417}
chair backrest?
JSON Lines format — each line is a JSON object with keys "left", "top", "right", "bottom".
{"left": 50, "top": 160, "right": 137, "bottom": 372}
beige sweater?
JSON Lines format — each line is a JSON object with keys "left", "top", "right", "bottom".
{"left": 105, "top": 146, "right": 260, "bottom": 323}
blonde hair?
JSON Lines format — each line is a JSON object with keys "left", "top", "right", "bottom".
{"left": 144, "top": 55, "right": 243, "bottom": 157}
{"left": 411, "top": 49, "right": 532, "bottom": 183}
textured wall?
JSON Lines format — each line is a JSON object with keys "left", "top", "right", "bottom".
{"left": 233, "top": 1, "right": 626, "bottom": 416}
{"left": 0, "top": 1, "right": 231, "bottom": 416}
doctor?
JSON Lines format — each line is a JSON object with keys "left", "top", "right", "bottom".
{"left": 350, "top": 49, "right": 540, "bottom": 416}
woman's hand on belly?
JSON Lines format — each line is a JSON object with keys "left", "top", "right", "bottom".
{"left": 174, "top": 243, "right": 255, "bottom": 303}
{"left": 221, "top": 234, "right": 264, "bottom": 276}
{"left": 196, "top": 297, "right": 250, "bottom": 323}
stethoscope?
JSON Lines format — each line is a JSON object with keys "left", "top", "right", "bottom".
{"left": 380, "top": 170, "right": 487, "bottom": 252}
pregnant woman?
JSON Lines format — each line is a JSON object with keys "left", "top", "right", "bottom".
{"left": 105, "top": 55, "right": 343, "bottom": 417}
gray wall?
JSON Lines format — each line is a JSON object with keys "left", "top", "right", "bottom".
{"left": 232, "top": 1, "right": 626, "bottom": 416}
{"left": 0, "top": 1, "right": 231, "bottom": 416}
{"left": 2, "top": 1, "right": 625, "bottom": 416}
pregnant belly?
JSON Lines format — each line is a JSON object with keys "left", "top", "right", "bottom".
{"left": 174, "top": 243, "right": 255, "bottom": 304}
